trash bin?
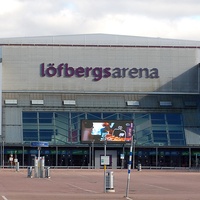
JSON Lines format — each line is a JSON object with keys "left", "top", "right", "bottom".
{"left": 45, "top": 167, "right": 50, "bottom": 178}
{"left": 27, "top": 166, "right": 33, "bottom": 178}
{"left": 106, "top": 171, "right": 115, "bottom": 192}
{"left": 138, "top": 164, "right": 142, "bottom": 171}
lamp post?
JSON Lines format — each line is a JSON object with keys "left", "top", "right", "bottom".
{"left": 1, "top": 136, "right": 4, "bottom": 168}
{"left": 125, "top": 134, "right": 133, "bottom": 198}
{"left": 104, "top": 139, "right": 107, "bottom": 193}
{"left": 92, "top": 140, "right": 94, "bottom": 169}
{"left": 125, "top": 123, "right": 135, "bottom": 198}
{"left": 132, "top": 139, "right": 136, "bottom": 170}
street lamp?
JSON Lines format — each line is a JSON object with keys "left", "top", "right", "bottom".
{"left": 104, "top": 139, "right": 107, "bottom": 193}
{"left": 92, "top": 140, "right": 94, "bottom": 169}
{"left": 125, "top": 133, "right": 134, "bottom": 198}
{"left": 1, "top": 136, "right": 4, "bottom": 168}
{"left": 125, "top": 122, "right": 136, "bottom": 198}
{"left": 132, "top": 139, "right": 136, "bottom": 170}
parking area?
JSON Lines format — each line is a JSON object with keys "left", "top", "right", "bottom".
{"left": 0, "top": 168, "right": 200, "bottom": 200}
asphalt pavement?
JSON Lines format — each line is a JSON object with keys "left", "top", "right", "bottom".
{"left": 0, "top": 168, "right": 200, "bottom": 200}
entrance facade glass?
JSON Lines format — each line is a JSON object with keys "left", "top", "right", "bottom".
{"left": 0, "top": 111, "right": 192, "bottom": 168}
{"left": 22, "top": 111, "right": 186, "bottom": 147}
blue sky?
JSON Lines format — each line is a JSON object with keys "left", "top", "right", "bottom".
{"left": 0, "top": 0, "right": 200, "bottom": 41}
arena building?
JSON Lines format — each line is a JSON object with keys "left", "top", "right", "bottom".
{"left": 0, "top": 34, "right": 200, "bottom": 169}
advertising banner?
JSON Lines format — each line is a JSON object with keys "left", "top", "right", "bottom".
{"left": 81, "top": 120, "right": 134, "bottom": 143}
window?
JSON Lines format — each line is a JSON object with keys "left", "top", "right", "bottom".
{"left": 166, "top": 113, "right": 182, "bottom": 125}
{"left": 39, "top": 112, "right": 53, "bottom": 123}
{"left": 151, "top": 113, "right": 165, "bottom": 125}
{"left": 87, "top": 113, "right": 102, "bottom": 120}
{"left": 23, "top": 129, "right": 38, "bottom": 141}
{"left": 103, "top": 113, "right": 118, "bottom": 120}
{"left": 22, "top": 111, "right": 186, "bottom": 146}
{"left": 39, "top": 129, "right": 54, "bottom": 141}
{"left": 153, "top": 131, "right": 168, "bottom": 143}
{"left": 23, "top": 112, "right": 37, "bottom": 123}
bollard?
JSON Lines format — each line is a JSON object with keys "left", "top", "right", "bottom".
{"left": 45, "top": 167, "right": 50, "bottom": 178}
{"left": 16, "top": 162, "right": 19, "bottom": 172}
{"left": 27, "top": 166, "right": 33, "bottom": 178}
{"left": 138, "top": 164, "right": 142, "bottom": 171}
{"left": 40, "top": 157, "right": 45, "bottom": 178}
{"left": 34, "top": 157, "right": 38, "bottom": 178}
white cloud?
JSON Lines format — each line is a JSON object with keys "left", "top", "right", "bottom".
{"left": 0, "top": 0, "right": 200, "bottom": 41}
{"left": 0, "top": 0, "right": 22, "bottom": 14}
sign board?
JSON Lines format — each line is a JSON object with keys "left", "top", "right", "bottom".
{"left": 30, "top": 141, "right": 49, "bottom": 147}
{"left": 101, "top": 156, "right": 110, "bottom": 165}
